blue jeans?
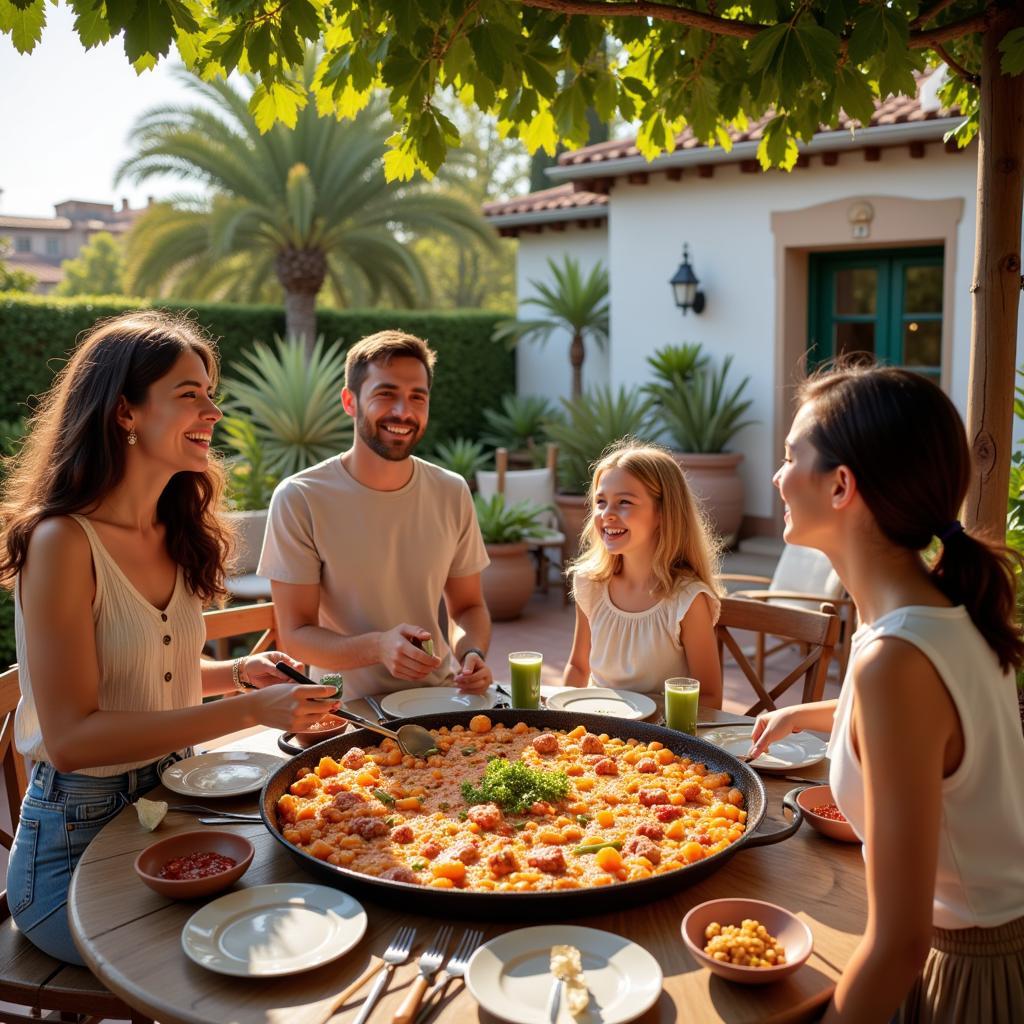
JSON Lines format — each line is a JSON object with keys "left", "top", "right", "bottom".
{"left": 7, "top": 751, "right": 186, "bottom": 964}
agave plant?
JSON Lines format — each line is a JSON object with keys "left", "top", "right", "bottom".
{"left": 219, "top": 415, "right": 280, "bottom": 511}
{"left": 473, "top": 493, "right": 552, "bottom": 545}
{"left": 221, "top": 335, "right": 352, "bottom": 479}
{"left": 480, "top": 394, "right": 555, "bottom": 465}
{"left": 649, "top": 354, "right": 755, "bottom": 453}
{"left": 544, "top": 387, "right": 656, "bottom": 495}
{"left": 429, "top": 437, "right": 490, "bottom": 486}
{"left": 644, "top": 343, "right": 708, "bottom": 387}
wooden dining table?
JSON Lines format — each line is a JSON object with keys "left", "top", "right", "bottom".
{"left": 67, "top": 700, "right": 866, "bottom": 1024}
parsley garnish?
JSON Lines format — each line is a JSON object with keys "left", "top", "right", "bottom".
{"left": 460, "top": 759, "right": 570, "bottom": 814}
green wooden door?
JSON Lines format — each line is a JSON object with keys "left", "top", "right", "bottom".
{"left": 809, "top": 248, "right": 944, "bottom": 383}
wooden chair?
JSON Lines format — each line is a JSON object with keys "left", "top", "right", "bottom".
{"left": 716, "top": 595, "right": 841, "bottom": 716}
{"left": 718, "top": 543, "right": 856, "bottom": 678}
{"left": 476, "top": 444, "right": 569, "bottom": 603}
{"left": 0, "top": 603, "right": 277, "bottom": 1023}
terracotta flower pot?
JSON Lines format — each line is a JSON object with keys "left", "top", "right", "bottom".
{"left": 554, "top": 493, "right": 590, "bottom": 562}
{"left": 482, "top": 542, "right": 536, "bottom": 621}
{"left": 671, "top": 451, "right": 744, "bottom": 548}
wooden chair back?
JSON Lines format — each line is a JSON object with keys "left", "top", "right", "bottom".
{"left": 0, "top": 666, "right": 26, "bottom": 852}
{"left": 203, "top": 601, "right": 278, "bottom": 655}
{"left": 476, "top": 444, "right": 569, "bottom": 602}
{"left": 716, "top": 596, "right": 841, "bottom": 715}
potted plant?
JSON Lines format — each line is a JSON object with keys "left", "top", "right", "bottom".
{"left": 480, "top": 394, "right": 556, "bottom": 468}
{"left": 219, "top": 416, "right": 279, "bottom": 574}
{"left": 475, "top": 494, "right": 555, "bottom": 620}
{"left": 543, "top": 386, "right": 656, "bottom": 557}
{"left": 428, "top": 437, "right": 490, "bottom": 489}
{"left": 644, "top": 344, "right": 755, "bottom": 547}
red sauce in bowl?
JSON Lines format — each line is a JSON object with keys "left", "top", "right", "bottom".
{"left": 812, "top": 802, "right": 847, "bottom": 822}
{"left": 158, "top": 851, "right": 237, "bottom": 880}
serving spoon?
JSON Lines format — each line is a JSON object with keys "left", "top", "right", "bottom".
{"left": 274, "top": 662, "right": 440, "bottom": 758}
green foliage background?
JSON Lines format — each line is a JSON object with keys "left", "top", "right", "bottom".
{"left": 0, "top": 293, "right": 514, "bottom": 450}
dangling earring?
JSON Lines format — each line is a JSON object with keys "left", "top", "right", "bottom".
{"left": 127, "top": 428, "right": 137, "bottom": 446}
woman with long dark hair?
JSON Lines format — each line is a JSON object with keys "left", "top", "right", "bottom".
{"left": 0, "top": 311, "right": 335, "bottom": 963}
{"left": 750, "top": 365, "right": 1024, "bottom": 1022}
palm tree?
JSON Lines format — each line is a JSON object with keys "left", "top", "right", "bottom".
{"left": 493, "top": 256, "right": 610, "bottom": 399}
{"left": 116, "top": 54, "right": 496, "bottom": 345}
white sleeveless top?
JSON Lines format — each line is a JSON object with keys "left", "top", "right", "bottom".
{"left": 828, "top": 605, "right": 1024, "bottom": 929}
{"left": 573, "top": 574, "right": 721, "bottom": 693}
{"left": 14, "top": 514, "right": 205, "bottom": 777}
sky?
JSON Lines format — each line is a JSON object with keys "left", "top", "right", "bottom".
{"left": 0, "top": 4, "right": 206, "bottom": 218}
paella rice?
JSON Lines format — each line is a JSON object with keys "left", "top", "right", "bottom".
{"left": 275, "top": 715, "right": 748, "bottom": 891}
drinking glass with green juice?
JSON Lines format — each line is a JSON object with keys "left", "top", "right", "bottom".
{"left": 664, "top": 677, "right": 700, "bottom": 734}
{"left": 508, "top": 651, "right": 542, "bottom": 709}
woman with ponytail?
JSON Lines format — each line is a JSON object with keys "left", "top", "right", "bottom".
{"left": 749, "top": 364, "right": 1024, "bottom": 1023}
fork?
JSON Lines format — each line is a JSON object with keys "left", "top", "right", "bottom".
{"left": 348, "top": 925, "right": 416, "bottom": 1024}
{"left": 392, "top": 924, "right": 452, "bottom": 1024}
{"left": 413, "top": 928, "right": 485, "bottom": 1024}
{"left": 167, "top": 803, "right": 258, "bottom": 819}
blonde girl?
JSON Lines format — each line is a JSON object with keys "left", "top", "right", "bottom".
{"left": 563, "top": 439, "right": 723, "bottom": 705}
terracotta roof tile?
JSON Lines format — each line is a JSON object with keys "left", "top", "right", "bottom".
{"left": 483, "top": 184, "right": 609, "bottom": 218}
{"left": 3, "top": 255, "right": 63, "bottom": 284}
{"left": 557, "top": 74, "right": 956, "bottom": 169}
{"left": 0, "top": 215, "right": 74, "bottom": 231}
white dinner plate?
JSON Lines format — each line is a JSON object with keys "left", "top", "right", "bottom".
{"left": 379, "top": 686, "right": 496, "bottom": 718}
{"left": 182, "top": 883, "right": 367, "bottom": 977}
{"left": 699, "top": 725, "right": 828, "bottom": 772}
{"left": 161, "top": 751, "right": 284, "bottom": 798}
{"left": 543, "top": 687, "right": 658, "bottom": 721}
{"left": 467, "top": 924, "right": 662, "bottom": 1024}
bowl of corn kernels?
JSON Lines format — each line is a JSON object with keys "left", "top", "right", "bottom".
{"left": 681, "top": 898, "right": 813, "bottom": 984}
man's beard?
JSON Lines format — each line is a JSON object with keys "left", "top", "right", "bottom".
{"left": 356, "top": 412, "right": 423, "bottom": 462}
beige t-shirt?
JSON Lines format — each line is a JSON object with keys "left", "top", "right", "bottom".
{"left": 573, "top": 573, "right": 721, "bottom": 693}
{"left": 258, "top": 455, "right": 489, "bottom": 698}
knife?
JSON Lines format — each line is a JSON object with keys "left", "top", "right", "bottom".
{"left": 547, "top": 978, "right": 562, "bottom": 1024}
{"left": 365, "top": 695, "right": 391, "bottom": 723}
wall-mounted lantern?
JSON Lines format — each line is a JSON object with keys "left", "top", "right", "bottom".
{"left": 669, "top": 244, "right": 706, "bottom": 315}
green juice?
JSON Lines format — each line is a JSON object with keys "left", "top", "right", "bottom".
{"left": 508, "top": 653, "right": 542, "bottom": 709}
{"left": 665, "top": 683, "right": 699, "bottom": 734}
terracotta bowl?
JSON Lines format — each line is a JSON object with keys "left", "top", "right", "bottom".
{"left": 796, "top": 785, "right": 859, "bottom": 843}
{"left": 292, "top": 714, "right": 349, "bottom": 749}
{"left": 134, "top": 829, "right": 254, "bottom": 899}
{"left": 681, "top": 898, "right": 813, "bottom": 985}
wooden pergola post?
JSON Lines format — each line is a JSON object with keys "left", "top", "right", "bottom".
{"left": 963, "top": 3, "right": 1024, "bottom": 539}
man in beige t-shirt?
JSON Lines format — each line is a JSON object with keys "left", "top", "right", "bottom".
{"left": 258, "top": 330, "right": 492, "bottom": 699}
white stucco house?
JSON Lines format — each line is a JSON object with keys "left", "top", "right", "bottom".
{"left": 483, "top": 73, "right": 1024, "bottom": 539}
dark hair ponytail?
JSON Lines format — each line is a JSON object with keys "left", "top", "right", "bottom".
{"left": 799, "top": 364, "right": 1024, "bottom": 672}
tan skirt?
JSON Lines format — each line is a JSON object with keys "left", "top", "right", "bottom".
{"left": 897, "top": 915, "right": 1024, "bottom": 1024}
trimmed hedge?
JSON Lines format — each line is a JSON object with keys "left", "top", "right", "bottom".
{"left": 0, "top": 294, "right": 515, "bottom": 448}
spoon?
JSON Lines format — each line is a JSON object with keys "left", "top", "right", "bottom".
{"left": 274, "top": 663, "right": 439, "bottom": 758}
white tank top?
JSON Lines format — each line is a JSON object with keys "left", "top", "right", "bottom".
{"left": 14, "top": 514, "right": 204, "bottom": 777}
{"left": 828, "top": 605, "right": 1024, "bottom": 929}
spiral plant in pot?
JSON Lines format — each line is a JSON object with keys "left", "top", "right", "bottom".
{"left": 475, "top": 494, "right": 556, "bottom": 620}
{"left": 643, "top": 344, "right": 755, "bottom": 547}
